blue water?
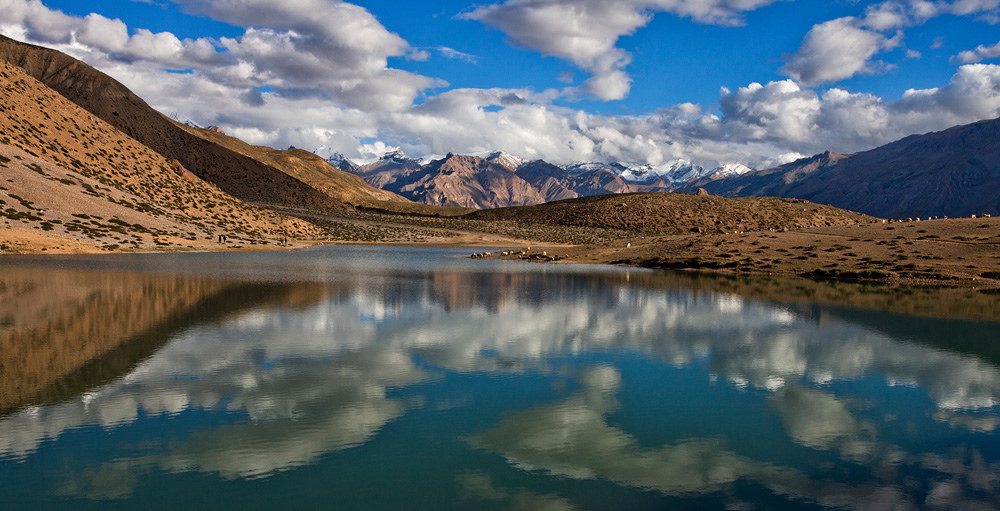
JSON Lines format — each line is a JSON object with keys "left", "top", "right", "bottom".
{"left": 1, "top": 246, "right": 998, "bottom": 510}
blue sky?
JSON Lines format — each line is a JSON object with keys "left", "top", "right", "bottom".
{"left": 2, "top": 0, "right": 999, "bottom": 167}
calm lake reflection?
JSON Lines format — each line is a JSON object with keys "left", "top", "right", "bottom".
{"left": 1, "top": 246, "right": 999, "bottom": 510}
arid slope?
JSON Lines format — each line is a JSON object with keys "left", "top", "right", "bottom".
{"left": 176, "top": 123, "right": 423, "bottom": 210}
{"left": 0, "top": 35, "right": 345, "bottom": 212}
{"left": 466, "top": 192, "right": 874, "bottom": 234}
{"left": 0, "top": 59, "right": 316, "bottom": 250}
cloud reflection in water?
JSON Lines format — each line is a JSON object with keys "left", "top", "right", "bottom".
{"left": 0, "top": 256, "right": 998, "bottom": 507}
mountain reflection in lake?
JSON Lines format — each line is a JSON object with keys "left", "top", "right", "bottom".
{"left": 1, "top": 246, "right": 998, "bottom": 510}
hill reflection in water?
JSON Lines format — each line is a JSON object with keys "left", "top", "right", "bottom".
{"left": 0, "top": 246, "right": 997, "bottom": 509}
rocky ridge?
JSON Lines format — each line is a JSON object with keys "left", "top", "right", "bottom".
{"left": 339, "top": 148, "right": 755, "bottom": 209}
{"left": 381, "top": 153, "right": 544, "bottom": 209}
{"left": 333, "top": 116, "right": 1000, "bottom": 220}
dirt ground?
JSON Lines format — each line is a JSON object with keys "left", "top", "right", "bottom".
{"left": 6, "top": 214, "right": 998, "bottom": 287}
{"left": 553, "top": 216, "right": 1000, "bottom": 287}
{"left": 470, "top": 216, "right": 1000, "bottom": 321}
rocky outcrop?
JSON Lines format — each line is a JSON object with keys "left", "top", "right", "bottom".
{"left": 514, "top": 160, "right": 584, "bottom": 202}
{"left": 382, "top": 154, "right": 544, "bottom": 209}
{"left": 353, "top": 149, "right": 424, "bottom": 189}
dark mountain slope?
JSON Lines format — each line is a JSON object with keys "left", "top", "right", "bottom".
{"left": 685, "top": 118, "right": 1000, "bottom": 218}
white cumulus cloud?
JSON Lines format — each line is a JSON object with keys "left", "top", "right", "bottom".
{"left": 705, "top": 63, "right": 1000, "bottom": 156}
{"left": 460, "top": 0, "right": 783, "bottom": 100}
{"left": 782, "top": 0, "right": 1000, "bottom": 85}
{"left": 1, "top": 0, "right": 999, "bottom": 171}
{"left": 953, "top": 40, "right": 1000, "bottom": 62}
{"left": 781, "top": 17, "right": 901, "bottom": 86}
{"left": 0, "top": 0, "right": 442, "bottom": 111}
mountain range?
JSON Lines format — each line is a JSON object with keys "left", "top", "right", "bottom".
{"left": 334, "top": 150, "right": 753, "bottom": 209}
{"left": 327, "top": 117, "right": 1000, "bottom": 218}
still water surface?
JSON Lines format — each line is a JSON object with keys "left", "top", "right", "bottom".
{"left": 1, "top": 246, "right": 999, "bottom": 510}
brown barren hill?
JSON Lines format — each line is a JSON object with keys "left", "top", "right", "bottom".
{"left": 0, "top": 59, "right": 316, "bottom": 249}
{"left": 515, "top": 160, "right": 639, "bottom": 203}
{"left": 0, "top": 35, "right": 345, "bottom": 212}
{"left": 174, "top": 124, "right": 462, "bottom": 216}
{"left": 175, "top": 124, "right": 411, "bottom": 208}
{"left": 465, "top": 192, "right": 874, "bottom": 234}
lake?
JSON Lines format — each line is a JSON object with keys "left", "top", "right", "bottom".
{"left": 2, "top": 245, "right": 999, "bottom": 510}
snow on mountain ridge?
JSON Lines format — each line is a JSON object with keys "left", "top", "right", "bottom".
{"left": 710, "top": 162, "right": 753, "bottom": 179}
{"left": 325, "top": 152, "right": 358, "bottom": 172}
{"left": 314, "top": 141, "right": 754, "bottom": 194}
{"left": 486, "top": 151, "right": 525, "bottom": 171}
{"left": 625, "top": 160, "right": 702, "bottom": 183}
{"left": 560, "top": 159, "right": 754, "bottom": 184}
{"left": 562, "top": 159, "right": 708, "bottom": 184}
{"left": 562, "top": 162, "right": 628, "bottom": 175}
{"left": 380, "top": 147, "right": 408, "bottom": 161}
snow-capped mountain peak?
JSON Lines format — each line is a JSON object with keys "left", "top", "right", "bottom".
{"left": 326, "top": 152, "right": 358, "bottom": 173}
{"left": 558, "top": 158, "right": 751, "bottom": 185}
{"left": 564, "top": 159, "right": 706, "bottom": 184}
{"left": 487, "top": 151, "right": 525, "bottom": 171}
{"left": 562, "top": 162, "right": 627, "bottom": 175}
{"left": 354, "top": 148, "right": 423, "bottom": 173}
{"left": 381, "top": 148, "right": 408, "bottom": 161}
{"left": 618, "top": 160, "right": 701, "bottom": 183}
{"left": 709, "top": 162, "right": 753, "bottom": 179}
